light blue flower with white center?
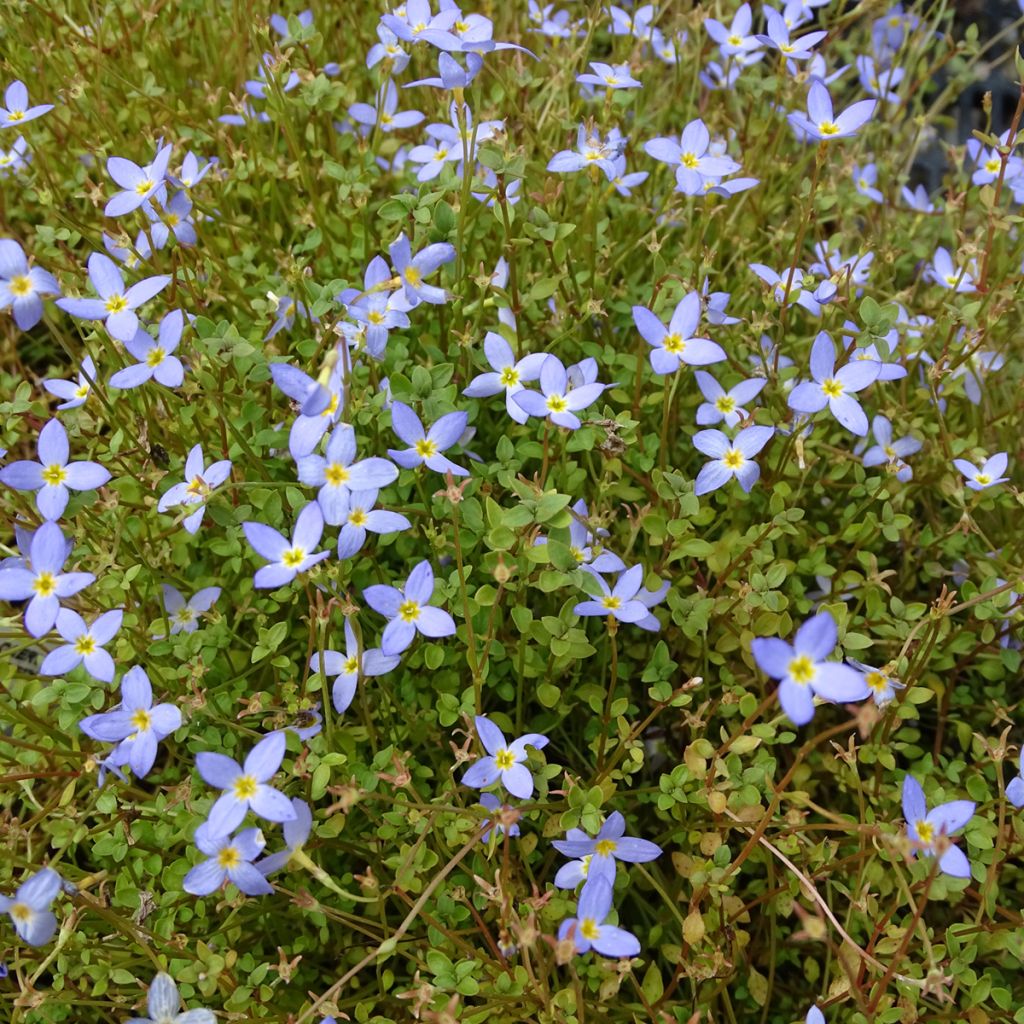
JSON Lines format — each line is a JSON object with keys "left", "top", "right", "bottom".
{"left": 56, "top": 252, "right": 170, "bottom": 343}
{"left": 788, "top": 331, "right": 878, "bottom": 437}
{"left": 389, "top": 232, "right": 455, "bottom": 306}
{"left": 461, "top": 715, "right": 549, "bottom": 799}
{"left": 552, "top": 812, "right": 662, "bottom": 884}
{"left": 336, "top": 488, "right": 411, "bottom": 559}
{"left": 156, "top": 584, "right": 221, "bottom": 636}
{"left": 577, "top": 61, "right": 641, "bottom": 91}
{"left": 364, "top": 559, "right": 456, "bottom": 656}
{"left": 0, "top": 418, "right": 110, "bottom": 520}
{"left": 41, "top": 607, "right": 123, "bottom": 682}
{"left": 104, "top": 142, "right": 172, "bottom": 217}
{"left": 860, "top": 415, "right": 920, "bottom": 481}
{"left": 43, "top": 355, "right": 96, "bottom": 410}
{"left": 751, "top": 611, "right": 870, "bottom": 725}
{"left": 0, "top": 238, "right": 60, "bottom": 330}
{"left": 1007, "top": 750, "right": 1024, "bottom": 809}
{"left": 514, "top": 355, "right": 607, "bottom": 429}
{"left": 196, "top": 731, "right": 297, "bottom": 837}
{"left": 788, "top": 81, "right": 876, "bottom": 141}
{"left": 348, "top": 80, "right": 424, "bottom": 137}
{"left": 0, "top": 520, "right": 94, "bottom": 637}
{"left": 78, "top": 666, "right": 181, "bottom": 778}
{"left": 953, "top": 452, "right": 1009, "bottom": 491}
{"left": 463, "top": 332, "right": 549, "bottom": 425}
{"left": 547, "top": 124, "right": 622, "bottom": 178}
{"left": 109, "top": 311, "right": 186, "bottom": 390}
{"left": 632, "top": 292, "right": 726, "bottom": 375}
{"left": 183, "top": 823, "right": 272, "bottom": 897}
{"left": 0, "top": 80, "right": 53, "bottom": 128}
{"left": 924, "top": 246, "right": 976, "bottom": 291}
{"left": 129, "top": 971, "right": 215, "bottom": 1024}
{"left": 853, "top": 162, "right": 884, "bottom": 203}
{"left": 297, "top": 423, "right": 398, "bottom": 525}
{"left": 694, "top": 371, "right": 766, "bottom": 428}
{"left": 256, "top": 798, "right": 313, "bottom": 876}
{"left": 157, "top": 443, "right": 232, "bottom": 534}
{"left": 644, "top": 120, "right": 740, "bottom": 195}
{"left": 902, "top": 775, "right": 975, "bottom": 878}
{"left": 557, "top": 877, "right": 640, "bottom": 958}
{"left": 0, "top": 134, "right": 29, "bottom": 177}
{"left": 693, "top": 425, "right": 775, "bottom": 495}
{"left": 1, "top": 868, "right": 61, "bottom": 947}
{"left": 553, "top": 829, "right": 595, "bottom": 888}
{"left": 756, "top": 10, "right": 826, "bottom": 60}
{"left": 847, "top": 659, "right": 904, "bottom": 707}
{"left": 243, "top": 502, "right": 329, "bottom": 589}
{"left": 574, "top": 564, "right": 650, "bottom": 624}
{"left": 388, "top": 401, "right": 469, "bottom": 477}
{"left": 310, "top": 618, "right": 400, "bottom": 714}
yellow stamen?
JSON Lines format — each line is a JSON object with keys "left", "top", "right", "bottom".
{"left": 788, "top": 654, "right": 815, "bottom": 685}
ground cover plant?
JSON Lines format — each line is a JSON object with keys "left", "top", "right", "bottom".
{"left": 1, "top": 0, "right": 1024, "bottom": 1021}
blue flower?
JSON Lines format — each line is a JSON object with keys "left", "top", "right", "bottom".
{"left": 953, "top": 452, "right": 1009, "bottom": 491}
{"left": 43, "top": 355, "right": 96, "bottom": 410}
{"left": 389, "top": 232, "right": 456, "bottom": 306}
{"left": 860, "top": 415, "right": 920, "bottom": 481}
{"left": 0, "top": 238, "right": 60, "bottom": 330}
{"left": 0, "top": 418, "right": 110, "bottom": 519}
{"left": 751, "top": 611, "right": 869, "bottom": 725}
{"left": 552, "top": 812, "right": 662, "bottom": 883}
{"left": 131, "top": 972, "right": 215, "bottom": 1024}
{"left": 924, "top": 246, "right": 976, "bottom": 292}
{"left": 310, "top": 618, "right": 400, "bottom": 713}
{"left": 264, "top": 294, "right": 315, "bottom": 341}
{"left": 514, "top": 355, "right": 606, "bottom": 429}
{"left": 1007, "top": 750, "right": 1024, "bottom": 809}
{"left": 693, "top": 425, "right": 775, "bottom": 496}
{"left": 363, "top": 559, "right": 456, "bottom": 656}
{"left": 388, "top": 401, "right": 469, "bottom": 477}
{"left": 256, "top": 798, "right": 313, "bottom": 876}
{"left": 853, "top": 162, "right": 884, "bottom": 203}
{"left": 644, "top": 120, "right": 740, "bottom": 194}
{"left": 243, "top": 502, "right": 330, "bottom": 589}
{"left": 756, "top": 11, "right": 826, "bottom": 60}
{"left": 0, "top": 80, "right": 53, "bottom": 127}
{"left": 79, "top": 666, "right": 182, "bottom": 778}
{"left": 461, "top": 715, "right": 549, "bottom": 799}
{"left": 577, "top": 61, "right": 641, "bottom": 91}
{"left": 788, "top": 81, "right": 876, "bottom": 141}
{"left": 463, "top": 332, "right": 548, "bottom": 424}
{"left": 339, "top": 256, "right": 412, "bottom": 358}
{"left": 40, "top": 607, "right": 123, "bottom": 682}
{"left": 632, "top": 293, "right": 726, "bottom": 374}
{"left": 156, "top": 584, "right": 221, "bottom": 636}
{"left": 558, "top": 877, "right": 640, "bottom": 958}
{"left": 478, "top": 793, "right": 520, "bottom": 844}
{"left": 547, "top": 124, "right": 622, "bottom": 178}
{"left": 104, "top": 142, "right": 172, "bottom": 216}
{"left": 348, "top": 80, "right": 424, "bottom": 136}
{"left": 157, "top": 443, "right": 232, "bottom": 534}
{"left": 694, "top": 371, "right": 766, "bottom": 428}
{"left": 1, "top": 867, "right": 61, "bottom": 946}
{"left": 574, "top": 564, "right": 651, "bottom": 624}
{"left": 183, "top": 823, "right": 273, "bottom": 897}
{"left": 336, "top": 489, "right": 411, "bottom": 559}
{"left": 788, "top": 331, "right": 878, "bottom": 436}
{"left": 195, "top": 731, "right": 297, "bottom": 836}
{"left": 109, "top": 310, "right": 186, "bottom": 389}
{"left": 56, "top": 252, "right": 171, "bottom": 343}
{"left": 901, "top": 775, "right": 975, "bottom": 878}
{"left": 0, "top": 521, "right": 94, "bottom": 636}
{"left": 847, "top": 659, "right": 904, "bottom": 706}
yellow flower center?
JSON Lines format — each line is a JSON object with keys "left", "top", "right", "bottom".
{"left": 680, "top": 152, "right": 699, "bottom": 169}
{"left": 715, "top": 396, "right": 736, "bottom": 413}
{"left": 33, "top": 572, "right": 57, "bottom": 597}
{"left": 722, "top": 449, "right": 745, "bottom": 470}
{"left": 727, "top": 34, "right": 742, "bottom": 46}
{"left": 944, "top": 274, "right": 959, "bottom": 286}
{"left": 105, "top": 294, "right": 128, "bottom": 313}
{"left": 821, "top": 378, "right": 844, "bottom": 398}
{"left": 381, "top": 112, "right": 394, "bottom": 125}
{"left": 131, "top": 708, "right": 151, "bottom": 732}
{"left": 604, "top": 75, "right": 617, "bottom": 85}
{"left": 662, "top": 333, "right": 686, "bottom": 354}
{"left": 10, "top": 902, "right": 31, "bottom": 921}
{"left": 187, "top": 475, "right": 207, "bottom": 497}
{"left": 818, "top": 121, "right": 840, "bottom": 136}
{"left": 780, "top": 42, "right": 794, "bottom": 53}
{"left": 75, "top": 634, "right": 97, "bottom": 655}
{"left": 579, "top": 918, "right": 601, "bottom": 940}
{"left": 165, "top": 213, "right": 179, "bottom": 227}
{"left": 883, "top": 445, "right": 897, "bottom": 459}
{"left": 984, "top": 158, "right": 1000, "bottom": 173}
{"left": 74, "top": 384, "right": 90, "bottom": 398}
{"left": 916, "top": 820, "right": 934, "bottom": 845}
{"left": 570, "top": 546, "right": 586, "bottom": 563}
{"left": 145, "top": 346, "right": 166, "bottom": 367}
{"left": 494, "top": 748, "right": 516, "bottom": 771}
{"left": 42, "top": 463, "right": 67, "bottom": 486}
{"left": 414, "top": 438, "right": 438, "bottom": 458}
{"left": 368, "top": 310, "right": 385, "bottom": 324}
{"left": 348, "top": 508, "right": 368, "bottom": 527}
{"left": 325, "top": 463, "right": 350, "bottom": 487}
{"left": 343, "top": 655, "right": 359, "bottom": 675}
{"left": 9, "top": 274, "right": 32, "bottom": 296}
{"left": 217, "top": 845, "right": 241, "bottom": 869}
{"left": 175, "top": 608, "right": 195, "bottom": 624}
{"left": 580, "top": 855, "right": 591, "bottom": 877}
{"left": 320, "top": 393, "right": 339, "bottom": 418}
{"left": 866, "top": 671, "right": 889, "bottom": 692}
{"left": 975, "top": 474, "right": 990, "bottom": 485}
{"left": 399, "top": 599, "right": 421, "bottom": 622}
{"left": 499, "top": 366, "right": 520, "bottom": 387}
{"left": 233, "top": 775, "right": 258, "bottom": 801}
{"left": 134, "top": 177, "right": 155, "bottom": 195}
{"left": 546, "top": 394, "right": 568, "bottom": 413}
{"left": 282, "top": 547, "right": 306, "bottom": 568}
{"left": 788, "top": 654, "right": 816, "bottom": 685}
{"left": 404, "top": 266, "right": 422, "bottom": 288}
{"left": 601, "top": 595, "right": 622, "bottom": 611}
{"left": 595, "top": 838, "right": 617, "bottom": 857}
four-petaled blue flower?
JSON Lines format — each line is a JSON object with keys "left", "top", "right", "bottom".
{"left": 901, "top": 775, "right": 975, "bottom": 879}
{"left": 1, "top": 867, "right": 61, "bottom": 947}
{"left": 633, "top": 293, "right": 726, "bottom": 375}
{"left": 953, "top": 452, "right": 1008, "bottom": 491}
{"left": 363, "top": 559, "right": 456, "bottom": 656}
{"left": 0, "top": 238, "right": 60, "bottom": 330}
{"left": 310, "top": 618, "right": 400, "bottom": 713}
{"left": 552, "top": 812, "right": 662, "bottom": 882}
{"left": 574, "top": 564, "right": 650, "bottom": 624}
{"left": 461, "top": 715, "right": 549, "bottom": 799}
{"left": 243, "top": 502, "right": 330, "bottom": 589}
{"left": 463, "top": 332, "right": 549, "bottom": 425}
{"left": 557, "top": 876, "right": 640, "bottom": 958}
{"left": 514, "top": 355, "right": 606, "bottom": 430}
{"left": 132, "top": 972, "right": 216, "bottom": 1024}
{"left": 0, "top": 81, "right": 53, "bottom": 127}
{"left": 693, "top": 426, "right": 775, "bottom": 495}
{"left": 109, "top": 310, "right": 186, "bottom": 390}
{"left": 41, "top": 607, "right": 123, "bottom": 682}
{"left": 157, "top": 443, "right": 232, "bottom": 534}
{"left": 388, "top": 401, "right": 469, "bottom": 477}
{"left": 183, "top": 823, "right": 273, "bottom": 897}
{"left": 788, "top": 331, "right": 878, "bottom": 436}
{"left": 389, "top": 232, "right": 455, "bottom": 306}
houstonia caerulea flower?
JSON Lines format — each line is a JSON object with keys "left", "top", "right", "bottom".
{"left": 196, "top": 731, "right": 297, "bottom": 837}
{"left": 694, "top": 371, "right": 766, "bottom": 428}
{"left": 389, "top": 233, "right": 455, "bottom": 306}
{"left": 310, "top": 618, "right": 400, "bottom": 714}
{"left": 243, "top": 502, "right": 329, "bottom": 589}
{"left": 554, "top": 829, "right": 597, "bottom": 888}
{"left": 339, "top": 255, "right": 413, "bottom": 359}
{"left": 788, "top": 331, "right": 877, "bottom": 436}
{"left": 902, "top": 776, "right": 975, "bottom": 878}
{"left": 41, "top": 607, "right": 123, "bottom": 682}
{"left": 348, "top": 80, "right": 424, "bottom": 136}
{"left": 553, "top": 498, "right": 625, "bottom": 573}
{"left": 364, "top": 560, "right": 456, "bottom": 656}
{"left": 0, "top": 134, "right": 30, "bottom": 177}
{"left": 547, "top": 124, "right": 622, "bottom": 178}
{"left": 461, "top": 715, "right": 549, "bottom": 799}
{"left": 1, "top": 868, "right": 61, "bottom": 947}
{"left": 479, "top": 793, "right": 520, "bottom": 844}
{"left": 336, "top": 488, "right": 411, "bottom": 559}
{"left": 145, "top": 190, "right": 197, "bottom": 249}
{"left": 0, "top": 238, "right": 60, "bottom": 330}
{"left": 644, "top": 120, "right": 740, "bottom": 195}
{"left": 632, "top": 293, "right": 726, "bottom": 375}
{"left": 756, "top": 8, "right": 826, "bottom": 59}
{"left": 269, "top": 361, "right": 332, "bottom": 417}
{"left": 56, "top": 252, "right": 170, "bottom": 343}
{"left": 388, "top": 402, "right": 469, "bottom": 477}
{"left": 853, "top": 162, "right": 884, "bottom": 203}
{"left": 558, "top": 877, "right": 640, "bottom": 958}
{"left": 704, "top": 3, "right": 761, "bottom": 56}
{"left": 693, "top": 426, "right": 775, "bottom": 495}
{"left": 552, "top": 812, "right": 662, "bottom": 882}
{"left": 574, "top": 565, "right": 650, "bottom": 624}
{"left": 298, "top": 423, "right": 398, "bottom": 524}
{"left": 130, "top": 972, "right": 216, "bottom": 1024}
{"left": 577, "top": 62, "right": 641, "bottom": 90}
{"left": 183, "top": 824, "right": 272, "bottom": 897}
{"left": 861, "top": 415, "right": 920, "bottom": 481}
{"left": 788, "top": 82, "right": 876, "bottom": 141}
{"left": 104, "top": 142, "right": 172, "bottom": 217}
{"left": 109, "top": 310, "right": 186, "bottom": 390}
{"left": 857, "top": 55, "right": 904, "bottom": 102}
{"left": 848, "top": 659, "right": 904, "bottom": 706}
{"left": 0, "top": 521, "right": 94, "bottom": 637}
{"left": 0, "top": 81, "right": 53, "bottom": 128}
{"left": 514, "top": 355, "right": 606, "bottom": 429}
{"left": 953, "top": 452, "right": 1009, "bottom": 491}
{"left": 923, "top": 246, "right": 977, "bottom": 292}
{"left": 749, "top": 263, "right": 835, "bottom": 315}
{"left": 43, "top": 355, "right": 96, "bottom": 410}
{"left": 463, "top": 332, "right": 548, "bottom": 425}
{"left": 265, "top": 294, "right": 316, "bottom": 341}
{"left": 157, "top": 444, "right": 232, "bottom": 534}
{"left": 256, "top": 797, "right": 313, "bottom": 876}
{"left": 406, "top": 50, "right": 485, "bottom": 90}
{"left": 0, "top": 418, "right": 110, "bottom": 520}
{"left": 1007, "top": 751, "right": 1024, "bottom": 809}
{"left": 79, "top": 666, "right": 181, "bottom": 778}
{"left": 158, "top": 584, "right": 220, "bottom": 636}
{"left": 751, "top": 611, "right": 870, "bottom": 725}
